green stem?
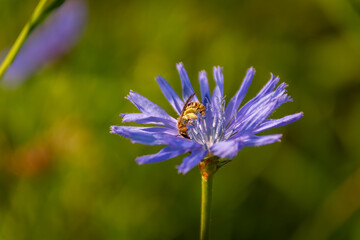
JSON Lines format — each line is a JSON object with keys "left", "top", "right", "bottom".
{"left": 0, "top": 0, "right": 50, "bottom": 79}
{"left": 200, "top": 173, "right": 213, "bottom": 240}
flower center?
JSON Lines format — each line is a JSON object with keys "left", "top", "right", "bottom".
{"left": 186, "top": 99, "right": 235, "bottom": 149}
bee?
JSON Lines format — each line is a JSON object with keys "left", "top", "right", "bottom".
{"left": 177, "top": 93, "right": 206, "bottom": 139}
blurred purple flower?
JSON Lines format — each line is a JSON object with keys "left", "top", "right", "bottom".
{"left": 111, "top": 63, "right": 303, "bottom": 174}
{"left": 1, "top": 0, "right": 88, "bottom": 87}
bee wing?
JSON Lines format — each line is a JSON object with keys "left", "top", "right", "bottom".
{"left": 180, "top": 93, "right": 196, "bottom": 116}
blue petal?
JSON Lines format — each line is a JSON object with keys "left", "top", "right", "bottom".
{"left": 2, "top": 0, "right": 88, "bottom": 87}
{"left": 225, "top": 67, "right": 255, "bottom": 124}
{"left": 211, "top": 86, "right": 222, "bottom": 117}
{"left": 242, "top": 134, "right": 283, "bottom": 147}
{"left": 126, "top": 90, "right": 171, "bottom": 118}
{"left": 199, "top": 70, "right": 211, "bottom": 106}
{"left": 165, "top": 136, "right": 203, "bottom": 150}
{"left": 256, "top": 74, "right": 279, "bottom": 97}
{"left": 266, "top": 82, "right": 293, "bottom": 111}
{"left": 213, "top": 66, "right": 224, "bottom": 97}
{"left": 210, "top": 140, "right": 242, "bottom": 159}
{"left": 110, "top": 126, "right": 176, "bottom": 145}
{"left": 274, "top": 82, "right": 288, "bottom": 96}
{"left": 156, "top": 75, "right": 184, "bottom": 115}
{"left": 177, "top": 149, "right": 208, "bottom": 174}
{"left": 230, "top": 75, "right": 278, "bottom": 119}
{"left": 229, "top": 78, "right": 294, "bottom": 136}
{"left": 227, "top": 96, "right": 274, "bottom": 139}
{"left": 238, "top": 101, "right": 278, "bottom": 133}
{"left": 176, "top": 62, "right": 199, "bottom": 102}
{"left": 238, "top": 92, "right": 273, "bottom": 118}
{"left": 136, "top": 146, "right": 187, "bottom": 164}
{"left": 211, "top": 67, "right": 224, "bottom": 112}
{"left": 275, "top": 93, "right": 292, "bottom": 109}
{"left": 121, "top": 113, "right": 177, "bottom": 129}
{"left": 253, "top": 112, "right": 303, "bottom": 134}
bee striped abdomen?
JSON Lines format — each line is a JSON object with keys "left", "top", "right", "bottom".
{"left": 177, "top": 94, "right": 206, "bottom": 139}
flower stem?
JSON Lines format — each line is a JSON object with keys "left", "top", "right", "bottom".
{"left": 200, "top": 172, "right": 213, "bottom": 240}
{"left": 199, "top": 156, "right": 218, "bottom": 240}
{"left": 0, "top": 0, "right": 50, "bottom": 79}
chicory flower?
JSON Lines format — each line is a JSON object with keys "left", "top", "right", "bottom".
{"left": 111, "top": 63, "right": 303, "bottom": 174}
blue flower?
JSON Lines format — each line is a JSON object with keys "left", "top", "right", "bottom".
{"left": 111, "top": 63, "right": 303, "bottom": 174}
{"left": 1, "top": 0, "right": 88, "bottom": 88}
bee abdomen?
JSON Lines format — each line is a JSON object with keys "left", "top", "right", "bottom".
{"left": 176, "top": 95, "right": 206, "bottom": 139}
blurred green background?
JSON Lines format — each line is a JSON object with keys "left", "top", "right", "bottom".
{"left": 1, "top": 0, "right": 360, "bottom": 239}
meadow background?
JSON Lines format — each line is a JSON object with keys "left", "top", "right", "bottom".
{"left": 1, "top": 0, "right": 360, "bottom": 239}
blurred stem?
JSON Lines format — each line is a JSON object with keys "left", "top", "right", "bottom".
{"left": 200, "top": 173, "right": 213, "bottom": 240}
{"left": 0, "top": 0, "right": 50, "bottom": 79}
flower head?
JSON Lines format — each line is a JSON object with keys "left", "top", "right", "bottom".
{"left": 111, "top": 63, "right": 303, "bottom": 174}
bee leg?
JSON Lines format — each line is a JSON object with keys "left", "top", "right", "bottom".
{"left": 181, "top": 133, "right": 190, "bottom": 139}
{"left": 179, "top": 127, "right": 190, "bottom": 139}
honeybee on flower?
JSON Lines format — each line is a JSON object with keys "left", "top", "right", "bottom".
{"left": 111, "top": 62, "right": 303, "bottom": 174}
